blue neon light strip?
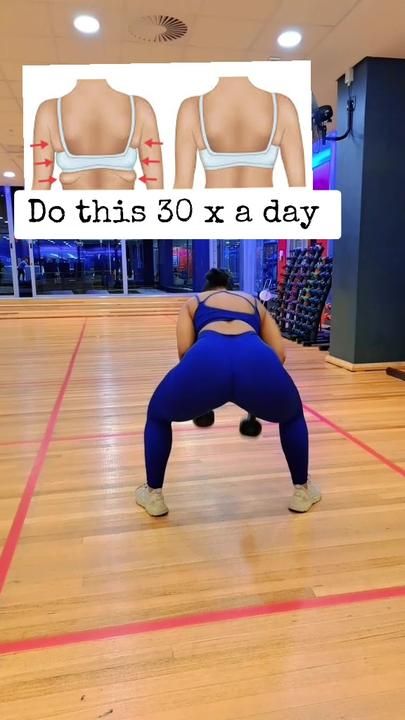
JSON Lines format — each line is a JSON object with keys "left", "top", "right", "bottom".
{"left": 312, "top": 148, "right": 331, "bottom": 169}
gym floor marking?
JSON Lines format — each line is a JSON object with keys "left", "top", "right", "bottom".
{"left": 1, "top": 317, "right": 404, "bottom": 658}
{"left": 0, "top": 416, "right": 403, "bottom": 481}
{"left": 1, "top": 585, "right": 405, "bottom": 657}
{"left": 0, "top": 322, "right": 86, "bottom": 594}
{"left": 303, "top": 404, "right": 405, "bottom": 478}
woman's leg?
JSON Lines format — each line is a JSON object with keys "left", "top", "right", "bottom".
{"left": 278, "top": 408, "right": 309, "bottom": 486}
{"left": 231, "top": 335, "right": 320, "bottom": 511}
{"left": 139, "top": 334, "right": 231, "bottom": 515}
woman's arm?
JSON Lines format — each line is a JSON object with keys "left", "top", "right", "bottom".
{"left": 279, "top": 95, "right": 306, "bottom": 187}
{"left": 137, "top": 97, "right": 163, "bottom": 189}
{"left": 174, "top": 98, "right": 197, "bottom": 189}
{"left": 258, "top": 304, "right": 286, "bottom": 364}
{"left": 32, "top": 101, "right": 56, "bottom": 190}
{"left": 176, "top": 301, "right": 196, "bottom": 359}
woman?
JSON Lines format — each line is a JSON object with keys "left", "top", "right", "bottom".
{"left": 32, "top": 79, "right": 163, "bottom": 191}
{"left": 137, "top": 268, "right": 320, "bottom": 517}
{"left": 174, "top": 77, "right": 305, "bottom": 189}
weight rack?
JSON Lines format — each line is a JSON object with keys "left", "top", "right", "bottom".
{"left": 269, "top": 246, "right": 333, "bottom": 350}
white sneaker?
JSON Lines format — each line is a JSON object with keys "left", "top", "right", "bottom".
{"left": 288, "top": 482, "right": 322, "bottom": 513}
{"left": 136, "top": 484, "right": 169, "bottom": 517}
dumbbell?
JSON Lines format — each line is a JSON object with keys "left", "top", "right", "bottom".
{"left": 239, "top": 413, "right": 262, "bottom": 437}
{"left": 193, "top": 411, "right": 262, "bottom": 437}
{"left": 193, "top": 411, "right": 215, "bottom": 428}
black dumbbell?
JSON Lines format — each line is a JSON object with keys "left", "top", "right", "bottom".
{"left": 239, "top": 413, "right": 262, "bottom": 437}
{"left": 193, "top": 411, "right": 215, "bottom": 428}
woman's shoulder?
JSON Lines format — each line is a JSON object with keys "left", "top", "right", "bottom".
{"left": 184, "top": 295, "right": 200, "bottom": 313}
{"left": 237, "top": 291, "right": 256, "bottom": 299}
{"left": 233, "top": 291, "right": 260, "bottom": 305}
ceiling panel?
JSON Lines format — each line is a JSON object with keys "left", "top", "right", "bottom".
{"left": 10, "top": 82, "right": 23, "bottom": 99}
{"left": 0, "top": 38, "right": 58, "bottom": 64}
{"left": 311, "top": 0, "right": 405, "bottom": 110}
{"left": 182, "top": 46, "right": 251, "bottom": 62}
{"left": 0, "top": 81, "right": 13, "bottom": 98}
{"left": 0, "top": 157, "right": 22, "bottom": 182}
{"left": 56, "top": 38, "right": 122, "bottom": 64}
{"left": 0, "top": 143, "right": 23, "bottom": 156}
{"left": 0, "top": 63, "right": 23, "bottom": 82}
{"left": 124, "top": 0, "right": 204, "bottom": 15}
{"left": 199, "top": 0, "right": 282, "bottom": 21}
{"left": 273, "top": 0, "right": 361, "bottom": 27}
{"left": 0, "top": 1, "right": 53, "bottom": 38}
{"left": 0, "top": 112, "right": 22, "bottom": 131}
{"left": 0, "top": 180, "right": 21, "bottom": 187}
{"left": 0, "top": 117, "right": 23, "bottom": 149}
{"left": 188, "top": 15, "right": 262, "bottom": 50}
{"left": 120, "top": 42, "right": 186, "bottom": 63}
{"left": 0, "top": 99, "right": 21, "bottom": 115}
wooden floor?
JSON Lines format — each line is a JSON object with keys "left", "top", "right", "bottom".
{"left": 1, "top": 298, "right": 405, "bottom": 719}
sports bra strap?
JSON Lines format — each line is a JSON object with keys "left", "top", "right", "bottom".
{"left": 124, "top": 95, "right": 136, "bottom": 153}
{"left": 268, "top": 93, "right": 278, "bottom": 147}
{"left": 57, "top": 97, "right": 68, "bottom": 155}
{"left": 199, "top": 290, "right": 258, "bottom": 311}
{"left": 198, "top": 290, "right": 227, "bottom": 305}
{"left": 199, "top": 95, "right": 210, "bottom": 150}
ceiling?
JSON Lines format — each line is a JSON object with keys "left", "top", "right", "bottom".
{"left": 1, "top": 0, "right": 405, "bottom": 185}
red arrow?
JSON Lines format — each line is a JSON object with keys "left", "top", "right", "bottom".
{"left": 139, "top": 175, "right": 157, "bottom": 184}
{"left": 30, "top": 140, "right": 48, "bottom": 149}
{"left": 145, "top": 138, "right": 163, "bottom": 148}
{"left": 38, "top": 176, "right": 57, "bottom": 185}
{"left": 142, "top": 157, "right": 161, "bottom": 166}
{"left": 34, "top": 158, "right": 52, "bottom": 167}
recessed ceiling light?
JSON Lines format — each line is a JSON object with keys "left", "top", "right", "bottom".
{"left": 73, "top": 14, "right": 100, "bottom": 34}
{"left": 277, "top": 30, "right": 302, "bottom": 49}
{"left": 3, "top": 171, "right": 16, "bottom": 178}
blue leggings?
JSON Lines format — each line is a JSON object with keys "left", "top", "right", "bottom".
{"left": 145, "top": 332, "right": 308, "bottom": 488}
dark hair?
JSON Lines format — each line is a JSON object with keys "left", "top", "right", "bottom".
{"left": 204, "top": 267, "right": 234, "bottom": 291}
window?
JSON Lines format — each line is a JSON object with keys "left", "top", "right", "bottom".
{"left": 172, "top": 240, "right": 192, "bottom": 288}
{"left": 256, "top": 240, "right": 278, "bottom": 294}
{"left": 216, "top": 240, "right": 241, "bottom": 289}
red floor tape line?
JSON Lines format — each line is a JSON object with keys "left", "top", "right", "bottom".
{"left": 0, "top": 322, "right": 87, "bottom": 594}
{"left": 303, "top": 403, "right": 405, "bottom": 478}
{"left": 1, "top": 407, "right": 403, "bottom": 486}
{"left": 0, "top": 419, "right": 280, "bottom": 448}
{"left": 1, "top": 585, "right": 405, "bottom": 656}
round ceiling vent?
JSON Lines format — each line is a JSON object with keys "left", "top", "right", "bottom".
{"left": 128, "top": 15, "right": 188, "bottom": 44}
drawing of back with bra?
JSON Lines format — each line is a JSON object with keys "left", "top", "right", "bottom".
{"left": 32, "top": 79, "right": 163, "bottom": 191}
{"left": 174, "top": 77, "right": 305, "bottom": 189}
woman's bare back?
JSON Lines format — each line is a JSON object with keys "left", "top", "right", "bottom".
{"left": 190, "top": 290, "right": 262, "bottom": 335}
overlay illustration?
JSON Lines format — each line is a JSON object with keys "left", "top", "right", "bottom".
{"left": 175, "top": 76, "right": 305, "bottom": 188}
{"left": 31, "top": 79, "right": 163, "bottom": 191}
{"left": 24, "top": 61, "right": 312, "bottom": 191}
